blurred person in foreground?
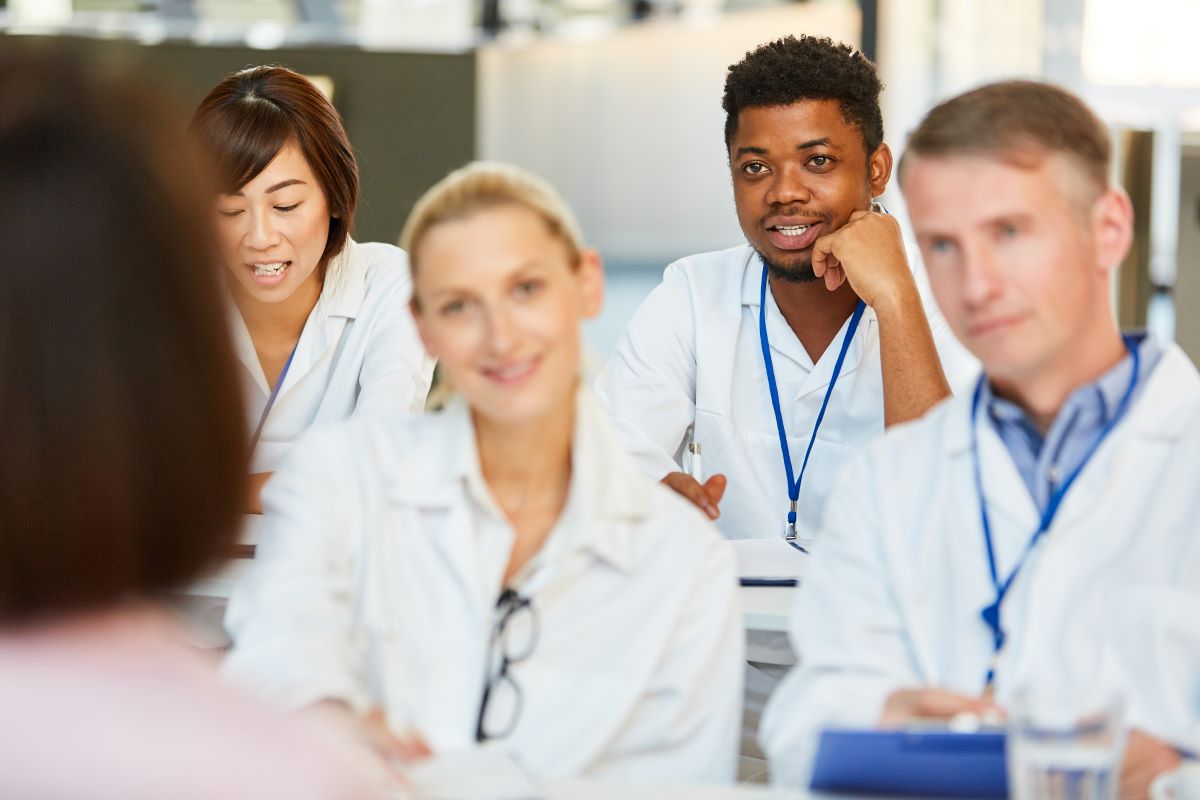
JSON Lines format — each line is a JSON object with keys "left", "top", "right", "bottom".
{"left": 0, "top": 44, "right": 390, "bottom": 800}
{"left": 761, "top": 80, "right": 1198, "bottom": 798}
{"left": 224, "top": 162, "right": 743, "bottom": 781}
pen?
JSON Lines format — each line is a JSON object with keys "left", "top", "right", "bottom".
{"left": 685, "top": 425, "right": 703, "bottom": 483}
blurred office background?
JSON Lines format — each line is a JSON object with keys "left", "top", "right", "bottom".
{"left": 3, "top": 0, "right": 1198, "bottom": 361}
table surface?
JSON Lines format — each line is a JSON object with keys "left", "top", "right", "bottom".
{"left": 541, "top": 779, "right": 809, "bottom": 799}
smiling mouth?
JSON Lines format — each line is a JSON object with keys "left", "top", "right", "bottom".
{"left": 765, "top": 221, "right": 824, "bottom": 251}
{"left": 772, "top": 224, "right": 815, "bottom": 235}
{"left": 481, "top": 357, "right": 540, "bottom": 385}
{"left": 251, "top": 261, "right": 290, "bottom": 277}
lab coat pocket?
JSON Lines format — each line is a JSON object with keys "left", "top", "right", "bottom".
{"left": 741, "top": 431, "right": 853, "bottom": 535}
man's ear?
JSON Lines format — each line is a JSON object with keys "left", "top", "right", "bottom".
{"left": 577, "top": 248, "right": 605, "bottom": 320}
{"left": 1092, "top": 186, "right": 1134, "bottom": 277}
{"left": 869, "top": 142, "right": 893, "bottom": 198}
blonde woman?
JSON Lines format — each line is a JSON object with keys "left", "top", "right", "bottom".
{"left": 225, "top": 162, "right": 743, "bottom": 782}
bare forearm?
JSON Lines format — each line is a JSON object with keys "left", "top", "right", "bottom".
{"left": 874, "top": 284, "right": 951, "bottom": 427}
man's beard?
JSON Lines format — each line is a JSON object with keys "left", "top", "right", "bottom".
{"left": 754, "top": 248, "right": 818, "bottom": 284}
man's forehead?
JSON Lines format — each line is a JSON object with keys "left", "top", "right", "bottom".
{"left": 731, "top": 99, "right": 856, "bottom": 147}
{"left": 903, "top": 152, "right": 1084, "bottom": 226}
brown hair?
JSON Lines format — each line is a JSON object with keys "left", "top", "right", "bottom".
{"left": 190, "top": 65, "right": 359, "bottom": 278}
{"left": 400, "top": 161, "right": 585, "bottom": 307}
{"left": 900, "top": 80, "right": 1111, "bottom": 205}
{"left": 0, "top": 43, "right": 247, "bottom": 625}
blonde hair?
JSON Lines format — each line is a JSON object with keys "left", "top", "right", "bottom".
{"left": 400, "top": 162, "right": 585, "bottom": 299}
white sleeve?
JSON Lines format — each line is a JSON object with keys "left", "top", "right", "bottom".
{"left": 758, "top": 448, "right": 922, "bottom": 787}
{"left": 590, "top": 527, "right": 744, "bottom": 783}
{"left": 223, "top": 428, "right": 371, "bottom": 714}
{"left": 354, "top": 275, "right": 434, "bottom": 417}
{"left": 593, "top": 264, "right": 699, "bottom": 480}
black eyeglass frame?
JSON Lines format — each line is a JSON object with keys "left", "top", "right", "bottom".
{"left": 475, "top": 587, "right": 538, "bottom": 743}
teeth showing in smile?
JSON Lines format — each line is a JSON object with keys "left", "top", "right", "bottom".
{"left": 773, "top": 224, "right": 813, "bottom": 235}
{"left": 253, "top": 261, "right": 288, "bottom": 276}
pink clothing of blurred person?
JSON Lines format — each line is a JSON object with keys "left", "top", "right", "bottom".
{"left": 0, "top": 610, "right": 388, "bottom": 800}
{"left": 0, "top": 46, "right": 391, "bottom": 799}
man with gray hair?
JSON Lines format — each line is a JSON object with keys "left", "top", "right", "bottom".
{"left": 761, "top": 80, "right": 1198, "bottom": 797}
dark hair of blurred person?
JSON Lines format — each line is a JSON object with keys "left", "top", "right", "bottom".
{"left": 0, "top": 43, "right": 390, "bottom": 800}
{"left": 0, "top": 48, "right": 245, "bottom": 623}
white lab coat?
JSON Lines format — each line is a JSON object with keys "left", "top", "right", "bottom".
{"left": 231, "top": 239, "right": 435, "bottom": 474}
{"left": 594, "top": 244, "right": 978, "bottom": 541}
{"left": 760, "top": 343, "right": 1200, "bottom": 786}
{"left": 223, "top": 386, "right": 745, "bottom": 783}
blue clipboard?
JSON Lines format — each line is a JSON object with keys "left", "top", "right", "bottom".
{"left": 809, "top": 727, "right": 1007, "bottom": 798}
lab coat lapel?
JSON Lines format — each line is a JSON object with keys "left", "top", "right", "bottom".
{"left": 762, "top": 287, "right": 815, "bottom": 371}
{"left": 279, "top": 242, "right": 363, "bottom": 399}
{"left": 1047, "top": 345, "right": 1200, "bottom": 540}
{"left": 228, "top": 306, "right": 271, "bottom": 396}
{"left": 747, "top": 260, "right": 871, "bottom": 399}
{"left": 795, "top": 306, "right": 872, "bottom": 400}
{"left": 569, "top": 388, "right": 650, "bottom": 573}
{"left": 388, "top": 398, "right": 498, "bottom": 615}
{"left": 943, "top": 389, "right": 1040, "bottom": 572}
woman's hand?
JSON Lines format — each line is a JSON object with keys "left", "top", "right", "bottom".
{"left": 245, "top": 471, "right": 273, "bottom": 515}
{"left": 306, "top": 701, "right": 433, "bottom": 765}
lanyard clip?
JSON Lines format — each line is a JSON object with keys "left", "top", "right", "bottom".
{"left": 784, "top": 499, "right": 799, "bottom": 540}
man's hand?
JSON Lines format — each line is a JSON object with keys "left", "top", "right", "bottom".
{"left": 1121, "top": 729, "right": 1181, "bottom": 800}
{"left": 811, "top": 209, "right": 915, "bottom": 313}
{"left": 879, "top": 688, "right": 1003, "bottom": 728}
{"left": 661, "top": 472, "right": 727, "bottom": 520}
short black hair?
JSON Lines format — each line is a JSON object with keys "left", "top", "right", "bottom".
{"left": 722, "top": 35, "right": 884, "bottom": 157}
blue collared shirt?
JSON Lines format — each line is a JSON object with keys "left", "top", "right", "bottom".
{"left": 982, "top": 333, "right": 1164, "bottom": 513}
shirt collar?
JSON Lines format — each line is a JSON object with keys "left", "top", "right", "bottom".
{"left": 390, "top": 384, "right": 650, "bottom": 574}
{"left": 946, "top": 333, "right": 1188, "bottom": 455}
{"left": 980, "top": 333, "right": 1150, "bottom": 441}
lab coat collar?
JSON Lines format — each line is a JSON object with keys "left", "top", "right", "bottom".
{"left": 228, "top": 303, "right": 269, "bottom": 396}
{"left": 739, "top": 248, "right": 872, "bottom": 385}
{"left": 388, "top": 383, "right": 651, "bottom": 574}
{"left": 943, "top": 342, "right": 1200, "bottom": 457}
{"left": 226, "top": 239, "right": 366, "bottom": 398}
{"left": 318, "top": 239, "right": 368, "bottom": 320}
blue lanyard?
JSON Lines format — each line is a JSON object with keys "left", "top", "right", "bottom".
{"left": 249, "top": 343, "right": 298, "bottom": 452}
{"left": 758, "top": 262, "right": 866, "bottom": 545}
{"left": 971, "top": 337, "right": 1139, "bottom": 688}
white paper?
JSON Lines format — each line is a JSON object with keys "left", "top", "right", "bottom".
{"left": 732, "top": 538, "right": 807, "bottom": 582}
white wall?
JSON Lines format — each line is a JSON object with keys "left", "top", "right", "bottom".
{"left": 476, "top": 1, "right": 860, "bottom": 266}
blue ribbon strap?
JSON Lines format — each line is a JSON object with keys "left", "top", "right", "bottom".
{"left": 971, "top": 336, "right": 1140, "bottom": 688}
{"left": 758, "top": 262, "right": 865, "bottom": 544}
